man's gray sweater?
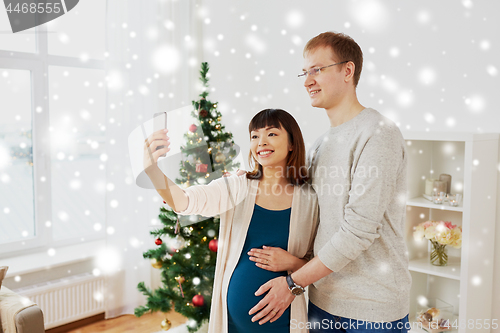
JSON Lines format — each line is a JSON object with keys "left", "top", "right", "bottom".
{"left": 308, "top": 108, "right": 411, "bottom": 322}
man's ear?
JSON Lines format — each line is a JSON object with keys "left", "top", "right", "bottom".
{"left": 345, "top": 62, "right": 355, "bottom": 83}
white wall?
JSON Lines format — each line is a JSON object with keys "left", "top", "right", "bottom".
{"left": 494, "top": 143, "right": 500, "bottom": 332}
{"left": 191, "top": 0, "right": 500, "bottom": 327}
{"left": 192, "top": 0, "right": 500, "bottom": 157}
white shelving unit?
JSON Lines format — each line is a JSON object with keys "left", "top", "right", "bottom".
{"left": 402, "top": 132, "right": 499, "bottom": 333}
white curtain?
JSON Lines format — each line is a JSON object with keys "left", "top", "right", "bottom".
{"left": 103, "top": 0, "right": 202, "bottom": 318}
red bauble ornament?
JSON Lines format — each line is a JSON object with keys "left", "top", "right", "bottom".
{"left": 199, "top": 109, "right": 208, "bottom": 118}
{"left": 155, "top": 238, "right": 163, "bottom": 245}
{"left": 196, "top": 163, "right": 208, "bottom": 173}
{"left": 209, "top": 239, "right": 218, "bottom": 252}
{"left": 192, "top": 294, "right": 205, "bottom": 307}
{"left": 189, "top": 124, "right": 198, "bottom": 133}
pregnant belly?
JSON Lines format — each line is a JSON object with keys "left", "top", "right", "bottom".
{"left": 227, "top": 259, "right": 289, "bottom": 332}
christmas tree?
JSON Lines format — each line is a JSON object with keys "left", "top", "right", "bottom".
{"left": 135, "top": 62, "right": 240, "bottom": 332}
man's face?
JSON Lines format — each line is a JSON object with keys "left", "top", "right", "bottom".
{"left": 302, "top": 46, "right": 346, "bottom": 110}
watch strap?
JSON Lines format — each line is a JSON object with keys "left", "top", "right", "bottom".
{"left": 286, "top": 274, "right": 295, "bottom": 289}
{"left": 286, "top": 274, "right": 305, "bottom": 295}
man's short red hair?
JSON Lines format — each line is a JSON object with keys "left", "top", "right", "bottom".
{"left": 304, "top": 32, "right": 363, "bottom": 87}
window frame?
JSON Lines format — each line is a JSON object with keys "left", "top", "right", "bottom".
{"left": 0, "top": 23, "right": 106, "bottom": 258}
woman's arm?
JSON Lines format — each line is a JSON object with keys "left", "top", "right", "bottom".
{"left": 143, "top": 129, "right": 188, "bottom": 212}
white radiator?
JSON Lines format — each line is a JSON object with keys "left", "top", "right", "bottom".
{"left": 14, "top": 272, "right": 105, "bottom": 329}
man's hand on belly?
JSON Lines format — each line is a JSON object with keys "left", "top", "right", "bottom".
{"left": 248, "top": 276, "right": 295, "bottom": 325}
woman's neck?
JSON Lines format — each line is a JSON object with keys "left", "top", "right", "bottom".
{"left": 260, "top": 165, "right": 290, "bottom": 188}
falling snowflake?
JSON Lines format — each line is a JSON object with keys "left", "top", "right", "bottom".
{"left": 286, "top": 10, "right": 304, "bottom": 28}
{"left": 291, "top": 35, "right": 302, "bottom": 46}
{"left": 416, "top": 11, "right": 431, "bottom": 24}
{"left": 152, "top": 46, "right": 180, "bottom": 74}
{"left": 424, "top": 113, "right": 435, "bottom": 124}
{"left": 471, "top": 275, "right": 482, "bottom": 286}
{"left": 418, "top": 67, "right": 436, "bottom": 85}
{"left": 389, "top": 47, "right": 400, "bottom": 57}
{"left": 462, "top": 0, "right": 473, "bottom": 8}
{"left": 349, "top": 0, "right": 389, "bottom": 33}
{"left": 479, "top": 40, "right": 491, "bottom": 51}
{"left": 464, "top": 94, "right": 485, "bottom": 112}
{"left": 246, "top": 34, "right": 266, "bottom": 54}
{"left": 486, "top": 65, "right": 498, "bottom": 76}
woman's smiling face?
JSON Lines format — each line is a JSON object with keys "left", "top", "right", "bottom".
{"left": 250, "top": 125, "right": 292, "bottom": 170}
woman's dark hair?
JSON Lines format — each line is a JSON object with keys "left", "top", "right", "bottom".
{"left": 246, "top": 109, "right": 308, "bottom": 185}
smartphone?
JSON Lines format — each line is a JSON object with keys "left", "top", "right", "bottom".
{"left": 153, "top": 112, "right": 167, "bottom": 157}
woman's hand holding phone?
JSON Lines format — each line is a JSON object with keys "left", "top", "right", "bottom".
{"left": 143, "top": 129, "right": 171, "bottom": 172}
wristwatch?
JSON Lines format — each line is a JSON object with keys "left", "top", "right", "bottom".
{"left": 286, "top": 274, "right": 305, "bottom": 296}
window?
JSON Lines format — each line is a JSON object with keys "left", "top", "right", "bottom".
{"left": 48, "top": 66, "right": 106, "bottom": 241}
{"left": 47, "top": 0, "right": 105, "bottom": 60}
{"left": 0, "top": 0, "right": 106, "bottom": 256}
{"left": 0, "top": 69, "right": 35, "bottom": 244}
{"left": 0, "top": 9, "right": 36, "bottom": 53}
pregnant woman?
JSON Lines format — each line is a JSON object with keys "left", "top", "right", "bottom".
{"left": 143, "top": 109, "right": 318, "bottom": 333}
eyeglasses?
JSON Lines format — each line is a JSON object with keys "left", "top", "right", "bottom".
{"left": 298, "top": 61, "right": 349, "bottom": 78}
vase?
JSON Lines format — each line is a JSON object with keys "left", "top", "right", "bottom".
{"left": 430, "top": 240, "right": 448, "bottom": 266}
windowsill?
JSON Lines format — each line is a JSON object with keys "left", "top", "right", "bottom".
{"left": 3, "top": 239, "right": 105, "bottom": 278}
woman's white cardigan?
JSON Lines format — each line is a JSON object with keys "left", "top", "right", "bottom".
{"left": 176, "top": 174, "right": 319, "bottom": 333}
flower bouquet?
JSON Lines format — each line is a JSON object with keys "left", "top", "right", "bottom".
{"left": 413, "top": 221, "right": 462, "bottom": 266}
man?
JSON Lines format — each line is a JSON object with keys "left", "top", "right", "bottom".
{"left": 248, "top": 32, "right": 411, "bottom": 332}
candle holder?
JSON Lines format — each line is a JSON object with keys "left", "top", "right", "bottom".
{"left": 439, "top": 174, "right": 452, "bottom": 194}
{"left": 447, "top": 194, "right": 462, "bottom": 207}
{"left": 433, "top": 180, "right": 447, "bottom": 195}
{"left": 432, "top": 192, "right": 445, "bottom": 205}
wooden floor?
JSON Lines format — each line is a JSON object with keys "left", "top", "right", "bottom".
{"left": 63, "top": 310, "right": 187, "bottom": 333}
